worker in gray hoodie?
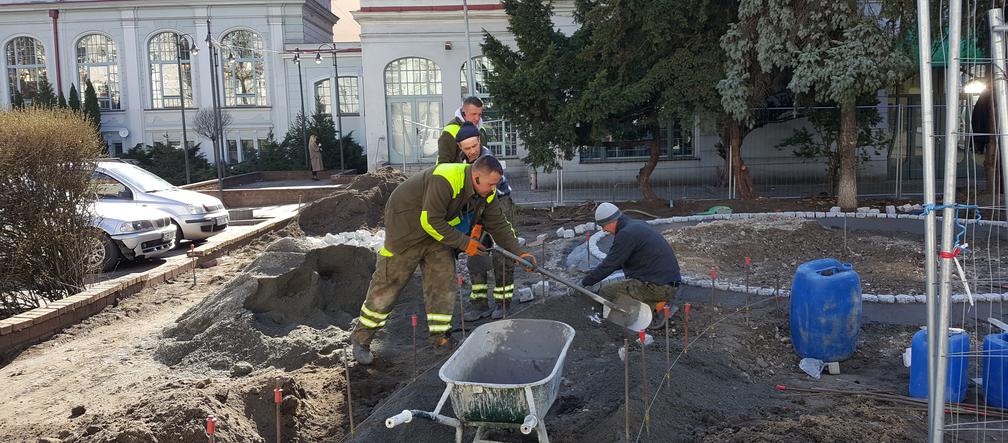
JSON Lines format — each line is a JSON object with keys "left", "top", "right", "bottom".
{"left": 437, "top": 96, "right": 487, "bottom": 164}
{"left": 581, "top": 202, "right": 682, "bottom": 331}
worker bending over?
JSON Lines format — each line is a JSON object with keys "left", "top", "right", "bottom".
{"left": 350, "top": 155, "right": 535, "bottom": 364}
{"left": 581, "top": 202, "right": 682, "bottom": 331}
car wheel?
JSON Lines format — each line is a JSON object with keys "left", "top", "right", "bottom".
{"left": 173, "top": 221, "right": 185, "bottom": 249}
{"left": 87, "top": 232, "right": 121, "bottom": 273}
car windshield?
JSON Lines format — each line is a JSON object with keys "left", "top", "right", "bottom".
{"left": 119, "top": 164, "right": 175, "bottom": 192}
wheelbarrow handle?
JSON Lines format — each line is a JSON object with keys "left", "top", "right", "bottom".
{"left": 492, "top": 244, "right": 620, "bottom": 312}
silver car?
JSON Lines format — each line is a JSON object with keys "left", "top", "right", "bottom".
{"left": 92, "top": 161, "right": 228, "bottom": 242}
{"left": 89, "top": 201, "right": 176, "bottom": 272}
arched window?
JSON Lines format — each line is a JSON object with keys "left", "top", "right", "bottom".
{"left": 314, "top": 79, "right": 331, "bottom": 114}
{"left": 460, "top": 56, "right": 518, "bottom": 158}
{"left": 5, "top": 36, "right": 47, "bottom": 105}
{"left": 148, "top": 31, "right": 192, "bottom": 109}
{"left": 220, "top": 30, "right": 266, "bottom": 106}
{"left": 76, "top": 34, "right": 120, "bottom": 110}
{"left": 384, "top": 57, "right": 442, "bottom": 164}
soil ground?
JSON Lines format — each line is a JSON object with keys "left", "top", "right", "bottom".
{"left": 1, "top": 195, "right": 1002, "bottom": 443}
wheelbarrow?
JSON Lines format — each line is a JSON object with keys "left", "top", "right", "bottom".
{"left": 386, "top": 319, "right": 575, "bottom": 443}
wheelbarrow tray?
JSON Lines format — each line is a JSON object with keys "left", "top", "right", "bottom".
{"left": 439, "top": 319, "right": 576, "bottom": 424}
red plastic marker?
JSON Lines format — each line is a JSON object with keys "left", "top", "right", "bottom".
{"left": 744, "top": 256, "right": 751, "bottom": 266}
{"left": 206, "top": 415, "right": 216, "bottom": 435}
{"left": 458, "top": 275, "right": 463, "bottom": 286}
{"left": 274, "top": 387, "right": 282, "bottom": 404}
{"left": 710, "top": 267, "right": 717, "bottom": 279}
{"left": 684, "top": 303, "right": 691, "bottom": 353}
{"left": 775, "top": 384, "right": 787, "bottom": 391}
{"left": 663, "top": 304, "right": 671, "bottom": 321}
{"left": 411, "top": 314, "right": 417, "bottom": 327}
{"left": 639, "top": 329, "right": 646, "bottom": 344}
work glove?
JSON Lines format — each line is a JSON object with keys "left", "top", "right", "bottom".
{"left": 465, "top": 239, "right": 488, "bottom": 256}
{"left": 518, "top": 252, "right": 538, "bottom": 272}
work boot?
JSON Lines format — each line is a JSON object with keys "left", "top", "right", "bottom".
{"left": 350, "top": 334, "right": 374, "bottom": 365}
{"left": 463, "top": 298, "right": 491, "bottom": 322}
{"left": 428, "top": 333, "right": 456, "bottom": 352}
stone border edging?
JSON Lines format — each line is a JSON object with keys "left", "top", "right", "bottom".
{"left": 573, "top": 210, "right": 1008, "bottom": 304}
{"left": 0, "top": 212, "right": 298, "bottom": 358}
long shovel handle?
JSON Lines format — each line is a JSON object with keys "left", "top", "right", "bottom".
{"left": 491, "top": 245, "right": 621, "bottom": 312}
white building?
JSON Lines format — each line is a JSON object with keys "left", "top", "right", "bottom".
{"left": 0, "top": 0, "right": 366, "bottom": 167}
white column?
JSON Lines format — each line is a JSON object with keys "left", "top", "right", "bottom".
{"left": 267, "top": 6, "right": 288, "bottom": 134}
{"left": 119, "top": 9, "right": 145, "bottom": 148}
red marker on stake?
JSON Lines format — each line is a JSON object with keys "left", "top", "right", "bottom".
{"left": 411, "top": 314, "right": 418, "bottom": 381}
{"left": 684, "top": 303, "right": 691, "bottom": 353}
{"left": 206, "top": 415, "right": 216, "bottom": 443}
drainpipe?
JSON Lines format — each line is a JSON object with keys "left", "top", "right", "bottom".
{"left": 48, "top": 9, "right": 62, "bottom": 91}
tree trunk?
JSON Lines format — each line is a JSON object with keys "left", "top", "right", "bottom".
{"left": 638, "top": 136, "right": 661, "bottom": 202}
{"left": 836, "top": 99, "right": 858, "bottom": 210}
{"left": 728, "top": 121, "right": 756, "bottom": 199}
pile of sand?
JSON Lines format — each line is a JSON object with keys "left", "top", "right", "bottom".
{"left": 298, "top": 167, "right": 406, "bottom": 236}
{"left": 155, "top": 237, "right": 376, "bottom": 373}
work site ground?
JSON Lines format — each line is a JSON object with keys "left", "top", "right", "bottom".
{"left": 2, "top": 179, "right": 996, "bottom": 442}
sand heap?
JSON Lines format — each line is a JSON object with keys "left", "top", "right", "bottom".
{"left": 298, "top": 167, "right": 406, "bottom": 236}
{"left": 156, "top": 236, "right": 376, "bottom": 373}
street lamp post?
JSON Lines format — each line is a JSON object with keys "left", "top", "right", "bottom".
{"left": 205, "top": 19, "right": 224, "bottom": 198}
{"left": 294, "top": 49, "right": 309, "bottom": 168}
{"left": 174, "top": 33, "right": 198, "bottom": 184}
{"left": 316, "top": 44, "right": 345, "bottom": 172}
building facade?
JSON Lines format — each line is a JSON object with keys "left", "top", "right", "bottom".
{"left": 0, "top": 0, "right": 366, "bottom": 167}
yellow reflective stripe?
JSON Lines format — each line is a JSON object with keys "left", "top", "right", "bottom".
{"left": 469, "top": 294, "right": 487, "bottom": 300}
{"left": 494, "top": 285, "right": 515, "bottom": 293}
{"left": 448, "top": 217, "right": 461, "bottom": 226}
{"left": 486, "top": 188, "right": 496, "bottom": 203}
{"left": 427, "top": 313, "right": 453, "bottom": 322}
{"left": 420, "top": 210, "right": 444, "bottom": 241}
{"left": 379, "top": 246, "right": 394, "bottom": 257}
{"left": 432, "top": 163, "right": 467, "bottom": 198}
{"left": 358, "top": 316, "right": 381, "bottom": 328}
{"left": 443, "top": 123, "right": 462, "bottom": 138}
{"left": 429, "top": 324, "right": 452, "bottom": 333}
{"left": 470, "top": 283, "right": 488, "bottom": 290}
{"left": 361, "top": 305, "right": 389, "bottom": 320}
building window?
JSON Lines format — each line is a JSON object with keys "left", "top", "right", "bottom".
{"left": 241, "top": 139, "right": 256, "bottom": 161}
{"left": 148, "top": 31, "right": 192, "bottom": 109}
{"left": 460, "top": 56, "right": 518, "bottom": 158}
{"left": 314, "top": 79, "right": 331, "bottom": 114}
{"left": 226, "top": 139, "right": 239, "bottom": 164}
{"left": 220, "top": 30, "right": 266, "bottom": 107}
{"left": 6, "top": 36, "right": 47, "bottom": 105}
{"left": 111, "top": 142, "right": 123, "bottom": 157}
{"left": 580, "top": 120, "right": 695, "bottom": 162}
{"left": 384, "top": 57, "right": 442, "bottom": 164}
{"left": 337, "top": 76, "right": 359, "bottom": 115}
{"left": 76, "top": 34, "right": 120, "bottom": 110}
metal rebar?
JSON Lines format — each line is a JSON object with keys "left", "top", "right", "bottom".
{"left": 932, "top": 0, "right": 963, "bottom": 439}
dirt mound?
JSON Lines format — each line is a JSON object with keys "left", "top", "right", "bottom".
{"left": 298, "top": 167, "right": 405, "bottom": 236}
{"left": 664, "top": 215, "right": 929, "bottom": 294}
{"left": 156, "top": 237, "right": 376, "bottom": 372}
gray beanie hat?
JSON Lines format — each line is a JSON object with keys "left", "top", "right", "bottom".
{"left": 595, "top": 202, "right": 621, "bottom": 225}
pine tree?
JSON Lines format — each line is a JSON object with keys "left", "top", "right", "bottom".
{"left": 83, "top": 79, "right": 102, "bottom": 130}
{"left": 11, "top": 91, "right": 24, "bottom": 109}
{"left": 57, "top": 90, "right": 67, "bottom": 109}
{"left": 34, "top": 75, "right": 57, "bottom": 108}
{"left": 67, "top": 84, "right": 81, "bottom": 112}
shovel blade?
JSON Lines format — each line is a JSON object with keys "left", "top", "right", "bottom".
{"left": 601, "top": 294, "right": 652, "bottom": 331}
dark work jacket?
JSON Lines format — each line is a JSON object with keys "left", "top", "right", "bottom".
{"left": 581, "top": 216, "right": 682, "bottom": 287}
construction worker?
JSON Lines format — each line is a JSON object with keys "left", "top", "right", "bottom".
{"left": 580, "top": 202, "right": 682, "bottom": 331}
{"left": 350, "top": 155, "right": 536, "bottom": 365}
{"left": 437, "top": 96, "right": 486, "bottom": 164}
{"left": 447, "top": 122, "right": 518, "bottom": 321}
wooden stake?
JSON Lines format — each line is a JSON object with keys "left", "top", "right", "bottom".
{"left": 710, "top": 267, "right": 717, "bottom": 307}
{"left": 457, "top": 275, "right": 465, "bottom": 340}
{"left": 684, "top": 303, "right": 691, "bottom": 354}
{"left": 411, "top": 314, "right": 418, "bottom": 382}
{"left": 345, "top": 350, "right": 355, "bottom": 438}
{"left": 623, "top": 338, "right": 629, "bottom": 442}
{"left": 274, "top": 384, "right": 282, "bottom": 443}
{"left": 664, "top": 304, "right": 671, "bottom": 372}
{"left": 639, "top": 330, "right": 649, "bottom": 436}
{"left": 190, "top": 244, "right": 196, "bottom": 286}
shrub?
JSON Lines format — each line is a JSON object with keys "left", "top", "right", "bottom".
{"left": 0, "top": 107, "right": 104, "bottom": 318}
{"left": 122, "top": 142, "right": 216, "bottom": 186}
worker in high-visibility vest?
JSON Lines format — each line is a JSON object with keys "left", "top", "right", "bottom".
{"left": 437, "top": 96, "right": 486, "bottom": 165}
{"left": 350, "top": 155, "right": 536, "bottom": 365}
{"left": 444, "top": 122, "right": 520, "bottom": 321}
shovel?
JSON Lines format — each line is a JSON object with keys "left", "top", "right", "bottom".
{"left": 492, "top": 245, "right": 653, "bottom": 331}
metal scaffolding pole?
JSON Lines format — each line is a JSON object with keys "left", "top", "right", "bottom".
{"left": 916, "top": 0, "right": 940, "bottom": 436}
{"left": 990, "top": 9, "right": 1008, "bottom": 231}
{"left": 932, "top": 0, "right": 964, "bottom": 439}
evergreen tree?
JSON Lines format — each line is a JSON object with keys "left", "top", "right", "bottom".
{"left": 83, "top": 79, "right": 102, "bottom": 130}
{"left": 34, "top": 76, "right": 57, "bottom": 108}
{"left": 67, "top": 84, "right": 81, "bottom": 112}
{"left": 57, "top": 90, "right": 67, "bottom": 109}
{"left": 121, "top": 142, "right": 216, "bottom": 186}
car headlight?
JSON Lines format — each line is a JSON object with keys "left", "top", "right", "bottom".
{"left": 118, "top": 221, "right": 153, "bottom": 233}
{"left": 203, "top": 203, "right": 219, "bottom": 212}
{"left": 187, "top": 204, "right": 205, "bottom": 215}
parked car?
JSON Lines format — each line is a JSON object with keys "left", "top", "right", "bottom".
{"left": 89, "top": 201, "right": 176, "bottom": 272}
{"left": 92, "top": 160, "right": 229, "bottom": 242}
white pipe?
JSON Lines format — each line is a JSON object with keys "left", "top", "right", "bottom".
{"left": 990, "top": 8, "right": 1008, "bottom": 241}
{"left": 916, "top": 0, "right": 939, "bottom": 434}
{"left": 934, "top": 0, "right": 963, "bottom": 440}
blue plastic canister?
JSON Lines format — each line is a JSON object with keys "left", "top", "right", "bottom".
{"left": 983, "top": 333, "right": 1008, "bottom": 407}
{"left": 909, "top": 328, "right": 970, "bottom": 402}
{"left": 790, "top": 259, "right": 862, "bottom": 362}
